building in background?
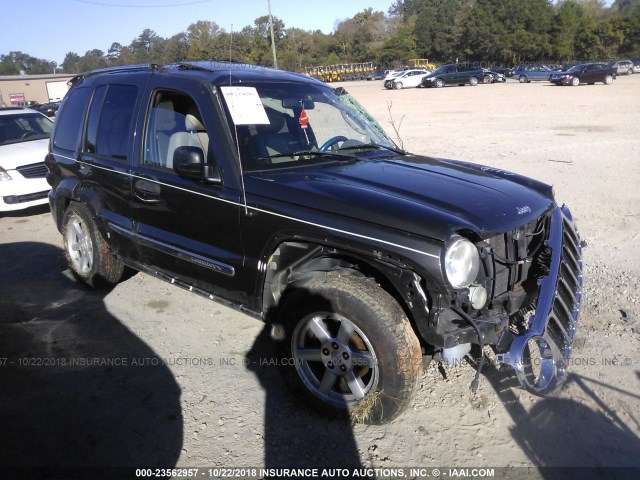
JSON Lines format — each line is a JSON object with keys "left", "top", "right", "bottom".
{"left": 0, "top": 74, "right": 74, "bottom": 106}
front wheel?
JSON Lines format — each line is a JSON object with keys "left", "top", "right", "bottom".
{"left": 63, "top": 202, "right": 124, "bottom": 287}
{"left": 394, "top": 81, "right": 403, "bottom": 89}
{"left": 519, "top": 75, "right": 527, "bottom": 83}
{"left": 469, "top": 76, "right": 479, "bottom": 86}
{"left": 571, "top": 76, "right": 580, "bottom": 86}
{"left": 604, "top": 75, "right": 613, "bottom": 85}
{"left": 278, "top": 276, "right": 422, "bottom": 424}
{"left": 435, "top": 78, "right": 445, "bottom": 88}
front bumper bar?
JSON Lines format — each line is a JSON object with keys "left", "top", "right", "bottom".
{"left": 497, "top": 205, "right": 583, "bottom": 395}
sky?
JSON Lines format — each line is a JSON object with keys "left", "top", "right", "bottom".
{"left": 1, "top": 0, "right": 397, "bottom": 66}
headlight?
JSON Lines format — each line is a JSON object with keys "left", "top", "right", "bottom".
{"left": 0, "top": 166, "right": 13, "bottom": 181}
{"left": 444, "top": 236, "right": 480, "bottom": 288}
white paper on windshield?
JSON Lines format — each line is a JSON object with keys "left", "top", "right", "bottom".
{"left": 220, "top": 86, "right": 270, "bottom": 125}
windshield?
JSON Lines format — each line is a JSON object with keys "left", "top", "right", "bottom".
{"left": 566, "top": 65, "right": 584, "bottom": 73}
{"left": 430, "top": 65, "right": 448, "bottom": 75}
{"left": 0, "top": 112, "right": 53, "bottom": 146}
{"left": 220, "top": 81, "right": 399, "bottom": 172}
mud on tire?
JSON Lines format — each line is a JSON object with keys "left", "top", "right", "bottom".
{"left": 277, "top": 276, "right": 422, "bottom": 424}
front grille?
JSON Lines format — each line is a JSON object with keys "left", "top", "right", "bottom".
{"left": 546, "top": 214, "right": 582, "bottom": 353}
{"left": 15, "top": 162, "right": 48, "bottom": 178}
{"left": 497, "top": 205, "right": 583, "bottom": 395}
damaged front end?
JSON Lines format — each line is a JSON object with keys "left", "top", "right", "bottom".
{"left": 420, "top": 203, "right": 583, "bottom": 396}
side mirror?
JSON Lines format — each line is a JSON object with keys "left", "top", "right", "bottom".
{"left": 173, "top": 146, "right": 222, "bottom": 185}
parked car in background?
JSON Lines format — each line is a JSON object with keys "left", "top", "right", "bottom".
{"left": 482, "top": 69, "right": 506, "bottom": 83}
{"left": 550, "top": 62, "right": 616, "bottom": 86}
{"left": 490, "top": 67, "right": 511, "bottom": 76}
{"left": 366, "top": 69, "right": 386, "bottom": 81}
{"left": 386, "top": 69, "right": 430, "bottom": 89}
{"left": 383, "top": 70, "right": 403, "bottom": 89}
{"left": 35, "top": 101, "right": 61, "bottom": 117}
{"left": 633, "top": 59, "right": 640, "bottom": 74}
{"left": 421, "top": 63, "right": 484, "bottom": 87}
{"left": 609, "top": 59, "right": 634, "bottom": 75}
{"left": 0, "top": 107, "right": 53, "bottom": 212}
{"left": 512, "top": 65, "right": 559, "bottom": 83}
{"left": 17, "top": 100, "right": 40, "bottom": 108}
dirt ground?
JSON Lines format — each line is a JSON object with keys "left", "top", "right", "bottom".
{"left": 1, "top": 75, "right": 639, "bottom": 479}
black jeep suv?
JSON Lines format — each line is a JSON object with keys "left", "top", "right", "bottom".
{"left": 47, "top": 62, "right": 582, "bottom": 423}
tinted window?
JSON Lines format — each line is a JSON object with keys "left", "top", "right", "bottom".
{"left": 94, "top": 84, "right": 138, "bottom": 160}
{"left": 85, "top": 85, "right": 108, "bottom": 154}
{"left": 52, "top": 87, "right": 91, "bottom": 151}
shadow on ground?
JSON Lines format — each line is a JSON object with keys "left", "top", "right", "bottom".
{"left": 478, "top": 355, "right": 640, "bottom": 480}
{"left": 0, "top": 242, "right": 183, "bottom": 478}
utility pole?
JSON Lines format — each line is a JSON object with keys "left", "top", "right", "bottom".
{"left": 268, "top": 0, "right": 278, "bottom": 69}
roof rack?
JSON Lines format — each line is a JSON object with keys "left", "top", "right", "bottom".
{"left": 69, "top": 63, "right": 161, "bottom": 86}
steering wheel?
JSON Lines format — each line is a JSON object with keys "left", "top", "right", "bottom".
{"left": 319, "top": 136, "right": 348, "bottom": 153}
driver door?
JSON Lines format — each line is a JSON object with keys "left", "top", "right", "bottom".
{"left": 130, "top": 78, "right": 246, "bottom": 303}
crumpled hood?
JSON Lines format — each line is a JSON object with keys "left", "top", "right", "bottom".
{"left": 246, "top": 155, "right": 555, "bottom": 241}
{"left": 0, "top": 138, "right": 49, "bottom": 170}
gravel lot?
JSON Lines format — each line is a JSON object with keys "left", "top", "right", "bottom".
{"left": 1, "top": 75, "right": 639, "bottom": 479}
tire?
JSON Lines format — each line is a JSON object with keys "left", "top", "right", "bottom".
{"left": 63, "top": 202, "right": 124, "bottom": 287}
{"left": 604, "top": 75, "right": 613, "bottom": 85}
{"left": 483, "top": 76, "right": 491, "bottom": 84}
{"left": 518, "top": 76, "right": 527, "bottom": 83}
{"left": 435, "top": 78, "right": 445, "bottom": 88}
{"left": 571, "top": 76, "right": 580, "bottom": 86}
{"left": 395, "top": 81, "right": 403, "bottom": 90}
{"left": 469, "top": 76, "right": 478, "bottom": 86}
{"left": 628, "top": 69, "right": 633, "bottom": 75}
{"left": 278, "top": 276, "right": 422, "bottom": 424}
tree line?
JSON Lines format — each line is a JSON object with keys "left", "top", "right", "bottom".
{"left": 1, "top": 0, "right": 639, "bottom": 76}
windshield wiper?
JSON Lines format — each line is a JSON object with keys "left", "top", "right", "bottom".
{"left": 336, "top": 143, "right": 405, "bottom": 155}
{"left": 257, "top": 150, "right": 353, "bottom": 162}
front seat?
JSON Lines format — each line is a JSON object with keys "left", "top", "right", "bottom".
{"left": 167, "top": 109, "right": 209, "bottom": 169}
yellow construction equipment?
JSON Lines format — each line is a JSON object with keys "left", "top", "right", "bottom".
{"left": 302, "top": 61, "right": 377, "bottom": 82}
{"left": 408, "top": 58, "right": 436, "bottom": 70}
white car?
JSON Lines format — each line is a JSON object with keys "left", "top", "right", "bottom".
{"left": 610, "top": 59, "right": 634, "bottom": 75}
{"left": 382, "top": 70, "right": 403, "bottom": 89}
{"left": 387, "top": 69, "right": 430, "bottom": 89}
{"left": 0, "top": 107, "right": 53, "bottom": 212}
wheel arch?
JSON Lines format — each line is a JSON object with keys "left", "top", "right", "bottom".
{"left": 260, "top": 239, "right": 437, "bottom": 348}
{"left": 59, "top": 183, "right": 111, "bottom": 241}
{"left": 51, "top": 176, "right": 80, "bottom": 231}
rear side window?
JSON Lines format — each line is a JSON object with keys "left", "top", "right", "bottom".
{"left": 52, "top": 87, "right": 91, "bottom": 151}
{"left": 85, "top": 84, "right": 138, "bottom": 160}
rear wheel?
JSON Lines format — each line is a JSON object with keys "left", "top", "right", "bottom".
{"left": 278, "top": 276, "right": 422, "bottom": 424}
{"left": 469, "top": 76, "right": 479, "bottom": 86}
{"left": 63, "top": 202, "right": 124, "bottom": 287}
{"left": 519, "top": 75, "right": 527, "bottom": 83}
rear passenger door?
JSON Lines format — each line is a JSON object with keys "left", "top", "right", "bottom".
{"left": 77, "top": 79, "right": 148, "bottom": 261}
{"left": 130, "top": 77, "right": 246, "bottom": 303}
